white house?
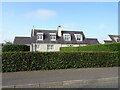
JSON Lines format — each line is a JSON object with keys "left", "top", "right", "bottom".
{"left": 14, "top": 26, "right": 99, "bottom": 51}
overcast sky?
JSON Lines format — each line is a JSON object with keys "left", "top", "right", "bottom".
{"left": 2, "top": 2, "right": 118, "bottom": 43}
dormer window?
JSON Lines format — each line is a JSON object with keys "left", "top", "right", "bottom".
{"left": 74, "top": 34, "right": 82, "bottom": 41}
{"left": 37, "top": 33, "right": 43, "bottom": 40}
{"left": 50, "top": 33, "right": 56, "bottom": 41}
{"left": 63, "top": 34, "right": 71, "bottom": 41}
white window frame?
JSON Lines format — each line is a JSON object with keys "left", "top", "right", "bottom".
{"left": 37, "top": 33, "right": 43, "bottom": 40}
{"left": 49, "top": 33, "right": 56, "bottom": 41}
{"left": 47, "top": 45, "right": 54, "bottom": 51}
{"left": 63, "top": 34, "right": 71, "bottom": 41}
{"left": 74, "top": 34, "right": 82, "bottom": 41}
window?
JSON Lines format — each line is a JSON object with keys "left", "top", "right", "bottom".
{"left": 76, "top": 35, "right": 81, "bottom": 41}
{"left": 47, "top": 45, "right": 54, "bottom": 51}
{"left": 63, "top": 34, "right": 71, "bottom": 41}
{"left": 67, "top": 44, "right": 73, "bottom": 47}
{"left": 50, "top": 36, "right": 56, "bottom": 41}
{"left": 74, "top": 34, "right": 82, "bottom": 41}
{"left": 37, "top": 36, "right": 43, "bottom": 40}
{"left": 49, "top": 33, "right": 56, "bottom": 41}
{"left": 37, "top": 33, "right": 43, "bottom": 40}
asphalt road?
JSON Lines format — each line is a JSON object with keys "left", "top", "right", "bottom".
{"left": 2, "top": 67, "right": 118, "bottom": 88}
{"left": 62, "top": 77, "right": 118, "bottom": 88}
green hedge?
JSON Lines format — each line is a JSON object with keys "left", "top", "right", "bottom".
{"left": 60, "top": 43, "right": 120, "bottom": 52}
{"left": 2, "top": 51, "right": 119, "bottom": 72}
{"left": 2, "top": 44, "right": 30, "bottom": 52}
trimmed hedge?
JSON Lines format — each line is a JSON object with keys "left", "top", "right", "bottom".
{"left": 2, "top": 44, "right": 30, "bottom": 52}
{"left": 60, "top": 43, "right": 120, "bottom": 52}
{"left": 2, "top": 51, "right": 119, "bottom": 72}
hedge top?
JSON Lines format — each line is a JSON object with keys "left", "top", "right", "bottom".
{"left": 60, "top": 43, "right": 120, "bottom": 52}
{"left": 2, "top": 44, "right": 30, "bottom": 52}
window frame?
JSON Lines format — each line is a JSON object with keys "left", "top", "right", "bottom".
{"left": 47, "top": 45, "right": 54, "bottom": 51}
{"left": 37, "top": 33, "right": 43, "bottom": 40}
{"left": 74, "top": 34, "right": 82, "bottom": 41}
{"left": 49, "top": 33, "right": 56, "bottom": 41}
{"left": 63, "top": 34, "right": 71, "bottom": 41}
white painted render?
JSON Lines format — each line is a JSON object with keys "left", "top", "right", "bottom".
{"left": 30, "top": 43, "right": 87, "bottom": 52}
{"left": 30, "top": 44, "right": 32, "bottom": 51}
{"left": 61, "top": 44, "right": 86, "bottom": 47}
{"left": 79, "top": 44, "right": 86, "bottom": 46}
{"left": 31, "top": 43, "right": 61, "bottom": 51}
{"left": 57, "top": 26, "right": 62, "bottom": 37}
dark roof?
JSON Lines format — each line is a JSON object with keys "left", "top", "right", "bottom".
{"left": 14, "top": 29, "right": 100, "bottom": 45}
{"left": 109, "top": 35, "right": 120, "bottom": 42}
{"left": 14, "top": 37, "right": 31, "bottom": 45}
{"left": 83, "top": 38, "right": 99, "bottom": 45}
{"left": 104, "top": 40, "right": 113, "bottom": 43}
{"left": 31, "top": 29, "right": 86, "bottom": 44}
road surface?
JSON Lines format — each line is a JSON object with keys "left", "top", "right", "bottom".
{"left": 2, "top": 67, "right": 118, "bottom": 88}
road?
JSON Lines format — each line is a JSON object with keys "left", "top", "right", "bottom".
{"left": 2, "top": 67, "right": 118, "bottom": 88}
{"left": 62, "top": 77, "right": 118, "bottom": 88}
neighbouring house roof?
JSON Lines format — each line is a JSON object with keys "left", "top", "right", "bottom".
{"left": 117, "top": 38, "right": 120, "bottom": 42}
{"left": 83, "top": 38, "right": 100, "bottom": 45}
{"left": 108, "top": 35, "right": 120, "bottom": 42}
{"left": 104, "top": 35, "right": 120, "bottom": 43}
{"left": 14, "top": 37, "right": 31, "bottom": 45}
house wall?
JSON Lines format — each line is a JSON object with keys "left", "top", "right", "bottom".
{"left": 30, "top": 45, "right": 32, "bottom": 51}
{"left": 31, "top": 43, "right": 61, "bottom": 51}
{"left": 31, "top": 43, "right": 86, "bottom": 52}
{"left": 61, "top": 44, "right": 86, "bottom": 47}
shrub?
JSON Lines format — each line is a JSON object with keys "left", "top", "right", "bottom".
{"left": 2, "top": 51, "right": 119, "bottom": 72}
{"left": 2, "top": 44, "right": 30, "bottom": 52}
{"left": 60, "top": 43, "right": 120, "bottom": 52}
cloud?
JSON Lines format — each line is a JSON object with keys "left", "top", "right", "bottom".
{"left": 26, "top": 9, "right": 56, "bottom": 20}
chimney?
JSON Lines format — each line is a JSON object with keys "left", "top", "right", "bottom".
{"left": 57, "top": 25, "right": 62, "bottom": 37}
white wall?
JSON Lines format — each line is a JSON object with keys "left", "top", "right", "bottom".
{"left": 61, "top": 44, "right": 86, "bottom": 47}
{"left": 31, "top": 43, "right": 87, "bottom": 52}
{"left": 32, "top": 43, "right": 61, "bottom": 51}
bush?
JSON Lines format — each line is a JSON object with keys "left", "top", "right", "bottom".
{"left": 60, "top": 43, "right": 120, "bottom": 52}
{"left": 2, "top": 51, "right": 119, "bottom": 72}
{"left": 2, "top": 44, "right": 30, "bottom": 52}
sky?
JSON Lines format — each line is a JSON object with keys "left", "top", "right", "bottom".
{"left": 2, "top": 2, "right": 118, "bottom": 43}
